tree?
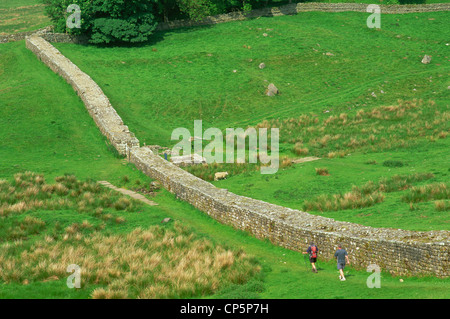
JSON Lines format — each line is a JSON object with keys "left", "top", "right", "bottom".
{"left": 176, "top": 0, "right": 215, "bottom": 21}
{"left": 42, "top": 0, "right": 159, "bottom": 44}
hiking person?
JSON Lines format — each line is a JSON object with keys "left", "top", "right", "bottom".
{"left": 334, "top": 244, "right": 350, "bottom": 281}
{"left": 302, "top": 242, "right": 319, "bottom": 273}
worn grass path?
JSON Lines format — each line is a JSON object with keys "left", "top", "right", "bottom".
{"left": 98, "top": 181, "right": 159, "bottom": 206}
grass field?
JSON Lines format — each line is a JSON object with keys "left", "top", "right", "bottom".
{"left": 53, "top": 11, "right": 449, "bottom": 146}
{"left": 0, "top": 0, "right": 50, "bottom": 34}
{"left": 52, "top": 10, "right": 449, "bottom": 231}
{"left": 0, "top": 2, "right": 449, "bottom": 299}
{"left": 1, "top": 40, "right": 449, "bottom": 299}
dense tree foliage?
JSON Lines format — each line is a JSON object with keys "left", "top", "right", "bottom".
{"left": 42, "top": 0, "right": 158, "bottom": 44}
{"left": 41, "top": 0, "right": 290, "bottom": 44}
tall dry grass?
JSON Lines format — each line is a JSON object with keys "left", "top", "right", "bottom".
{"left": 0, "top": 223, "right": 260, "bottom": 299}
{"left": 253, "top": 99, "right": 449, "bottom": 158}
{"left": 0, "top": 172, "right": 141, "bottom": 218}
{"left": 303, "top": 173, "right": 435, "bottom": 212}
{"left": 402, "top": 183, "right": 449, "bottom": 203}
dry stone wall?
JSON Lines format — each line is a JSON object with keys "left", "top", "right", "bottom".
{"left": 156, "top": 2, "right": 450, "bottom": 31}
{"left": 25, "top": 36, "right": 449, "bottom": 278}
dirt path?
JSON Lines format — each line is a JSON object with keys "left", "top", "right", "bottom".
{"left": 98, "top": 181, "right": 159, "bottom": 206}
{"left": 291, "top": 156, "right": 320, "bottom": 164}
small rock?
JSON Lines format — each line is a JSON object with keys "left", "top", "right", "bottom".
{"left": 325, "top": 52, "right": 334, "bottom": 56}
{"left": 161, "top": 218, "right": 171, "bottom": 223}
{"left": 259, "top": 63, "right": 266, "bottom": 69}
{"left": 266, "top": 83, "right": 279, "bottom": 97}
{"left": 421, "top": 55, "right": 432, "bottom": 64}
{"left": 263, "top": 33, "right": 268, "bottom": 37}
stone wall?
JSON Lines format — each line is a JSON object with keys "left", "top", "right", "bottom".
{"left": 25, "top": 36, "right": 449, "bottom": 278}
{"left": 25, "top": 36, "right": 139, "bottom": 155}
{"left": 157, "top": 2, "right": 450, "bottom": 31}
{"left": 1, "top": 31, "right": 87, "bottom": 44}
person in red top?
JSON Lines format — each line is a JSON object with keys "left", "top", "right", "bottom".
{"left": 302, "top": 242, "right": 319, "bottom": 273}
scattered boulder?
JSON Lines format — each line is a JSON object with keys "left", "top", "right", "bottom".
{"left": 259, "top": 63, "right": 266, "bottom": 69}
{"left": 421, "top": 55, "right": 432, "bottom": 64}
{"left": 214, "top": 172, "right": 229, "bottom": 181}
{"left": 161, "top": 218, "right": 171, "bottom": 223}
{"left": 266, "top": 83, "right": 279, "bottom": 96}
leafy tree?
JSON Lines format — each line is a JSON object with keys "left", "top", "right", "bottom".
{"left": 176, "top": 0, "right": 215, "bottom": 21}
{"left": 42, "top": 0, "right": 158, "bottom": 44}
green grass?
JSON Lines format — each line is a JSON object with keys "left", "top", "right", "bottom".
{"left": 51, "top": 11, "right": 449, "bottom": 231}
{"left": 53, "top": 11, "right": 449, "bottom": 146}
{"left": 0, "top": 11, "right": 449, "bottom": 298}
{"left": 0, "top": 0, "right": 50, "bottom": 34}
{"left": 0, "top": 173, "right": 260, "bottom": 299}
{"left": 216, "top": 139, "right": 450, "bottom": 231}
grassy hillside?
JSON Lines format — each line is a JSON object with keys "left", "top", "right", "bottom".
{"left": 52, "top": 11, "right": 449, "bottom": 231}
{"left": 1, "top": 40, "right": 449, "bottom": 299}
{"left": 53, "top": 11, "right": 449, "bottom": 146}
{"left": 0, "top": 0, "right": 50, "bottom": 34}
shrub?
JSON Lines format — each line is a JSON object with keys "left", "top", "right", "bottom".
{"left": 315, "top": 168, "right": 329, "bottom": 176}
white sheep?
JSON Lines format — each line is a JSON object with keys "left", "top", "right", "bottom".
{"left": 214, "top": 172, "right": 229, "bottom": 181}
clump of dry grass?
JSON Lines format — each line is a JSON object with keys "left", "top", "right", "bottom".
{"left": 315, "top": 168, "right": 329, "bottom": 176}
{"left": 402, "top": 183, "right": 449, "bottom": 203}
{"left": 434, "top": 200, "right": 450, "bottom": 212}
{"left": 303, "top": 173, "right": 435, "bottom": 212}
{"left": 2, "top": 216, "right": 46, "bottom": 242}
{"left": 303, "top": 191, "right": 385, "bottom": 212}
{"left": 0, "top": 223, "right": 260, "bottom": 299}
{"left": 292, "top": 143, "right": 309, "bottom": 156}
{"left": 0, "top": 172, "right": 141, "bottom": 218}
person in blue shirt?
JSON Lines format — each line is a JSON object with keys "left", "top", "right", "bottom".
{"left": 334, "top": 244, "right": 350, "bottom": 281}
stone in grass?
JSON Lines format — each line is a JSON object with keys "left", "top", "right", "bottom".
{"left": 421, "top": 55, "right": 432, "bottom": 64}
{"left": 161, "top": 218, "right": 171, "bottom": 224}
{"left": 259, "top": 63, "right": 266, "bottom": 69}
{"left": 266, "top": 83, "right": 279, "bottom": 96}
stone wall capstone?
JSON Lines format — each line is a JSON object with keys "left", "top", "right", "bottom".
{"left": 25, "top": 35, "right": 449, "bottom": 278}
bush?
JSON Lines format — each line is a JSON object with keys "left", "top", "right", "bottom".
{"left": 41, "top": 0, "right": 158, "bottom": 44}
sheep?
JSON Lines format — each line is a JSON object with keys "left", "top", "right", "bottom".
{"left": 214, "top": 172, "right": 229, "bottom": 181}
